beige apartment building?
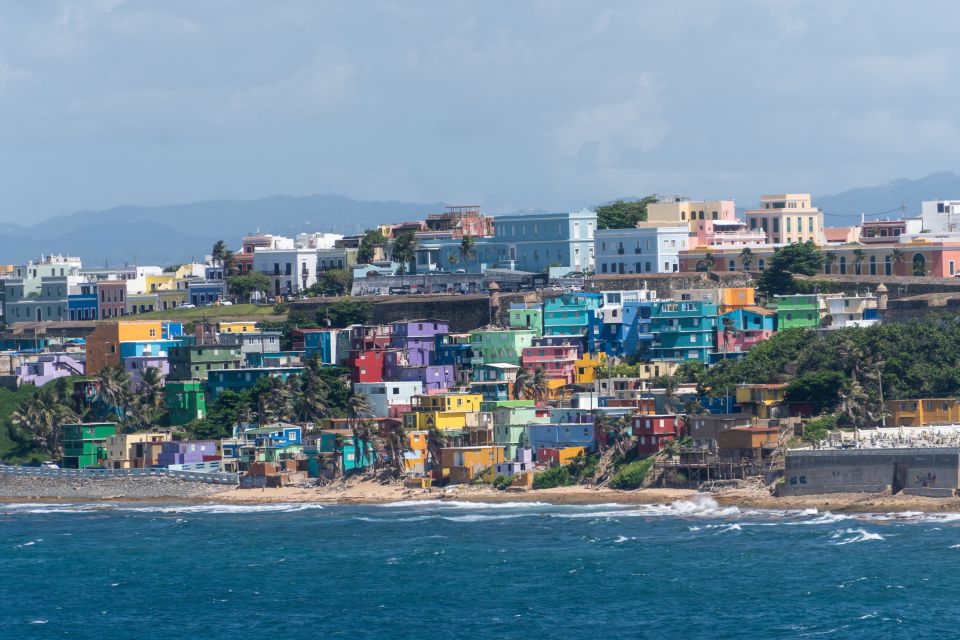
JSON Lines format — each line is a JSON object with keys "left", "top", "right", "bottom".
{"left": 745, "top": 194, "right": 824, "bottom": 245}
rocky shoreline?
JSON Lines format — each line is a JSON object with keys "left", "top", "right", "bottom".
{"left": 0, "top": 474, "right": 227, "bottom": 501}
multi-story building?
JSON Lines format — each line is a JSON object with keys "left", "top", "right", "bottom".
{"left": 353, "top": 381, "right": 424, "bottom": 418}
{"left": 735, "top": 383, "right": 788, "bottom": 419}
{"left": 821, "top": 294, "right": 879, "bottom": 330}
{"left": 645, "top": 196, "right": 737, "bottom": 248}
{"left": 885, "top": 398, "right": 960, "bottom": 427}
{"left": 594, "top": 226, "right": 689, "bottom": 275}
{"left": 167, "top": 345, "right": 243, "bottom": 382}
{"left": 469, "top": 329, "right": 535, "bottom": 367}
{"left": 648, "top": 300, "right": 718, "bottom": 363}
{"left": 186, "top": 279, "right": 227, "bottom": 306}
{"left": 2, "top": 276, "right": 73, "bottom": 323}
{"left": 491, "top": 209, "right": 596, "bottom": 273}
{"left": 773, "top": 294, "right": 822, "bottom": 330}
{"left": 165, "top": 380, "right": 207, "bottom": 425}
{"left": 85, "top": 320, "right": 180, "bottom": 375}
{"left": 543, "top": 292, "right": 602, "bottom": 338}
{"left": 508, "top": 303, "right": 543, "bottom": 337}
{"left": 316, "top": 248, "right": 358, "bottom": 273}
{"left": 860, "top": 218, "right": 922, "bottom": 244}
{"left": 97, "top": 280, "right": 128, "bottom": 319}
{"left": 253, "top": 248, "right": 318, "bottom": 297}
{"left": 744, "top": 194, "right": 825, "bottom": 245}
{"left": 633, "top": 414, "right": 679, "bottom": 455}
{"left": 68, "top": 281, "right": 99, "bottom": 321}
{"left": 62, "top": 422, "right": 117, "bottom": 469}
{"left": 403, "top": 393, "right": 485, "bottom": 432}
{"left": 207, "top": 367, "right": 304, "bottom": 400}
{"left": 921, "top": 200, "right": 960, "bottom": 234}
{"left": 521, "top": 344, "right": 579, "bottom": 384}
{"left": 294, "top": 328, "right": 344, "bottom": 365}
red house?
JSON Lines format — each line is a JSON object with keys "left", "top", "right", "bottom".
{"left": 346, "top": 350, "right": 386, "bottom": 383}
{"left": 632, "top": 414, "right": 679, "bottom": 455}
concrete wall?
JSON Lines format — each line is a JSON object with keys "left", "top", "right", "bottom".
{"left": 780, "top": 447, "right": 960, "bottom": 496}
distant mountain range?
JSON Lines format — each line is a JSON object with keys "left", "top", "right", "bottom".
{"left": 814, "top": 171, "right": 960, "bottom": 225}
{"left": 4, "top": 172, "right": 960, "bottom": 266}
{"left": 0, "top": 195, "right": 445, "bottom": 266}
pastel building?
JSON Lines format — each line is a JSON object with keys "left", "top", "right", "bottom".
{"left": 745, "top": 194, "right": 825, "bottom": 245}
{"left": 3, "top": 276, "right": 74, "bottom": 323}
{"left": 206, "top": 367, "right": 303, "bottom": 400}
{"left": 543, "top": 293, "right": 602, "bottom": 338}
{"left": 97, "top": 280, "right": 128, "bottom": 319}
{"left": 594, "top": 226, "right": 689, "bottom": 274}
{"left": 469, "top": 329, "right": 535, "bottom": 367}
{"left": 526, "top": 423, "right": 596, "bottom": 453}
{"left": 645, "top": 196, "right": 738, "bottom": 248}
{"left": 253, "top": 248, "right": 318, "bottom": 297}
{"left": 491, "top": 210, "right": 596, "bottom": 273}
{"left": 633, "top": 414, "right": 680, "bottom": 455}
{"left": 649, "top": 300, "right": 719, "bottom": 363}
{"left": 773, "top": 294, "right": 822, "bottom": 330}
{"left": 68, "top": 282, "right": 99, "bottom": 321}
{"left": 508, "top": 303, "right": 544, "bottom": 337}
{"left": 353, "top": 381, "right": 424, "bottom": 418}
{"left": 521, "top": 344, "right": 579, "bottom": 384}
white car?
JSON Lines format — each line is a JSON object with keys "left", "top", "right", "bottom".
{"left": 220, "top": 300, "right": 233, "bottom": 306}
{"left": 180, "top": 303, "right": 196, "bottom": 309}
{"left": 40, "top": 461, "right": 59, "bottom": 469}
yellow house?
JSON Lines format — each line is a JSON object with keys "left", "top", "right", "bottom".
{"left": 402, "top": 393, "right": 484, "bottom": 432}
{"left": 440, "top": 445, "right": 506, "bottom": 483}
{"left": 219, "top": 322, "right": 258, "bottom": 334}
{"left": 145, "top": 274, "right": 176, "bottom": 294}
{"left": 886, "top": 398, "right": 960, "bottom": 427}
{"left": 735, "top": 383, "right": 788, "bottom": 419}
{"left": 104, "top": 432, "right": 168, "bottom": 469}
{"left": 403, "top": 430, "right": 430, "bottom": 474}
{"left": 157, "top": 288, "right": 187, "bottom": 310}
{"left": 86, "top": 320, "right": 167, "bottom": 374}
{"left": 574, "top": 353, "right": 603, "bottom": 385}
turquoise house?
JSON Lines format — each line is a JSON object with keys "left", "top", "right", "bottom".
{"left": 206, "top": 366, "right": 304, "bottom": 400}
{"left": 543, "top": 292, "right": 603, "bottom": 337}
{"left": 649, "top": 300, "right": 718, "bottom": 363}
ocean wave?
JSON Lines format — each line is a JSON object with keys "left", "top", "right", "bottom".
{"left": 832, "top": 528, "right": 885, "bottom": 545}
{"left": 378, "top": 499, "right": 552, "bottom": 509}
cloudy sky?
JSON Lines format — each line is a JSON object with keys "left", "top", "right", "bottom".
{"left": 1, "top": 0, "right": 958, "bottom": 222}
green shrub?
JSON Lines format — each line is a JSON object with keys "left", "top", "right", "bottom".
{"left": 533, "top": 465, "right": 572, "bottom": 489}
{"left": 803, "top": 414, "right": 837, "bottom": 444}
{"left": 493, "top": 475, "right": 514, "bottom": 491}
{"left": 610, "top": 457, "right": 656, "bottom": 490}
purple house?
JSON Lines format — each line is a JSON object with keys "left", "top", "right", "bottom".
{"left": 17, "top": 354, "right": 85, "bottom": 387}
{"left": 389, "top": 320, "right": 449, "bottom": 364}
{"left": 396, "top": 365, "right": 455, "bottom": 392}
{"left": 123, "top": 355, "right": 169, "bottom": 391}
{"left": 157, "top": 440, "right": 217, "bottom": 467}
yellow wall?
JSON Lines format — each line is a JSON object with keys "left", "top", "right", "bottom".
{"left": 574, "top": 354, "right": 602, "bottom": 385}
{"left": 219, "top": 322, "right": 258, "bottom": 333}
{"left": 736, "top": 385, "right": 787, "bottom": 419}
{"left": 117, "top": 321, "right": 165, "bottom": 342}
{"left": 405, "top": 411, "right": 474, "bottom": 432}
{"left": 145, "top": 274, "right": 175, "bottom": 293}
{"left": 556, "top": 446, "right": 586, "bottom": 466}
{"left": 413, "top": 394, "right": 483, "bottom": 413}
{"left": 86, "top": 321, "right": 166, "bottom": 375}
{"left": 886, "top": 398, "right": 960, "bottom": 427}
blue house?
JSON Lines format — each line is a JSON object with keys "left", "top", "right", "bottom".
{"left": 527, "top": 423, "right": 597, "bottom": 453}
{"left": 489, "top": 210, "right": 597, "bottom": 273}
{"left": 543, "top": 292, "right": 603, "bottom": 338}
{"left": 68, "top": 283, "right": 99, "bottom": 321}
{"left": 206, "top": 367, "right": 304, "bottom": 399}
{"left": 187, "top": 280, "right": 226, "bottom": 306}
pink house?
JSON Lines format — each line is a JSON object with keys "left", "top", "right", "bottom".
{"left": 97, "top": 281, "right": 128, "bottom": 319}
{"left": 521, "top": 344, "right": 578, "bottom": 384}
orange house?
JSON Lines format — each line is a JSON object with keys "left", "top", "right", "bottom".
{"left": 85, "top": 321, "right": 167, "bottom": 375}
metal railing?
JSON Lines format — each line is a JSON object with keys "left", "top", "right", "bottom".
{"left": 0, "top": 465, "right": 240, "bottom": 485}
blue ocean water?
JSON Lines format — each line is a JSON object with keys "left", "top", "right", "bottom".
{"left": 1, "top": 496, "right": 957, "bottom": 639}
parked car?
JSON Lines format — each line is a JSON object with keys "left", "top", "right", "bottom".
{"left": 180, "top": 303, "right": 196, "bottom": 309}
{"left": 220, "top": 300, "right": 233, "bottom": 306}
{"left": 40, "top": 461, "right": 59, "bottom": 470}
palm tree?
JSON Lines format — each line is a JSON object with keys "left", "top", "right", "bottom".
{"left": 257, "top": 377, "right": 291, "bottom": 426}
{"left": 513, "top": 368, "right": 532, "bottom": 400}
{"left": 739, "top": 247, "right": 753, "bottom": 271}
{"left": 531, "top": 367, "right": 550, "bottom": 403}
{"left": 890, "top": 248, "right": 905, "bottom": 275}
{"left": 426, "top": 427, "right": 450, "bottom": 474}
{"left": 704, "top": 252, "right": 716, "bottom": 271}
{"left": 720, "top": 315, "right": 738, "bottom": 353}
{"left": 662, "top": 375, "right": 683, "bottom": 414}
{"left": 347, "top": 393, "right": 376, "bottom": 469}
{"left": 212, "top": 240, "right": 228, "bottom": 267}
{"left": 824, "top": 251, "right": 838, "bottom": 274}
{"left": 446, "top": 254, "right": 458, "bottom": 272}
{"left": 852, "top": 248, "right": 866, "bottom": 276}
{"left": 390, "top": 231, "right": 418, "bottom": 275}
{"left": 292, "top": 363, "right": 329, "bottom": 425}
{"left": 459, "top": 236, "right": 477, "bottom": 270}
{"left": 139, "top": 367, "right": 165, "bottom": 413}
{"left": 95, "top": 367, "right": 134, "bottom": 422}
{"left": 11, "top": 389, "right": 78, "bottom": 459}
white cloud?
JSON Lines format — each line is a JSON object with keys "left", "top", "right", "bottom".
{"left": 553, "top": 74, "right": 670, "bottom": 171}
{"left": 227, "top": 48, "right": 355, "bottom": 116}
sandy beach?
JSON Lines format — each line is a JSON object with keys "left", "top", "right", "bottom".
{"left": 208, "top": 479, "right": 960, "bottom": 513}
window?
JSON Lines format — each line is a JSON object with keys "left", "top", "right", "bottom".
{"left": 839, "top": 257, "right": 847, "bottom": 275}
{"left": 885, "top": 255, "right": 892, "bottom": 276}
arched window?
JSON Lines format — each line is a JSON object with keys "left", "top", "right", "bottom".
{"left": 757, "top": 259, "right": 765, "bottom": 272}
{"left": 729, "top": 259, "right": 736, "bottom": 271}
{"left": 681, "top": 211, "right": 686, "bottom": 220}
{"left": 913, "top": 253, "right": 927, "bottom": 276}
{"left": 839, "top": 256, "right": 847, "bottom": 275}
{"left": 885, "top": 255, "right": 892, "bottom": 276}
{"left": 695, "top": 260, "right": 707, "bottom": 272}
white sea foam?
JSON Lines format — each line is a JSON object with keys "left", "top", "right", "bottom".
{"left": 832, "top": 528, "right": 885, "bottom": 545}
{"left": 2, "top": 502, "right": 325, "bottom": 515}
{"left": 378, "top": 500, "right": 551, "bottom": 509}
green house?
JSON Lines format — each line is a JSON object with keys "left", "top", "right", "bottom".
{"left": 167, "top": 345, "right": 243, "bottom": 382}
{"left": 508, "top": 303, "right": 544, "bottom": 338}
{"left": 62, "top": 423, "right": 117, "bottom": 469}
{"left": 165, "top": 380, "right": 207, "bottom": 425}
{"left": 774, "top": 294, "right": 822, "bottom": 330}
{"left": 469, "top": 329, "right": 535, "bottom": 367}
